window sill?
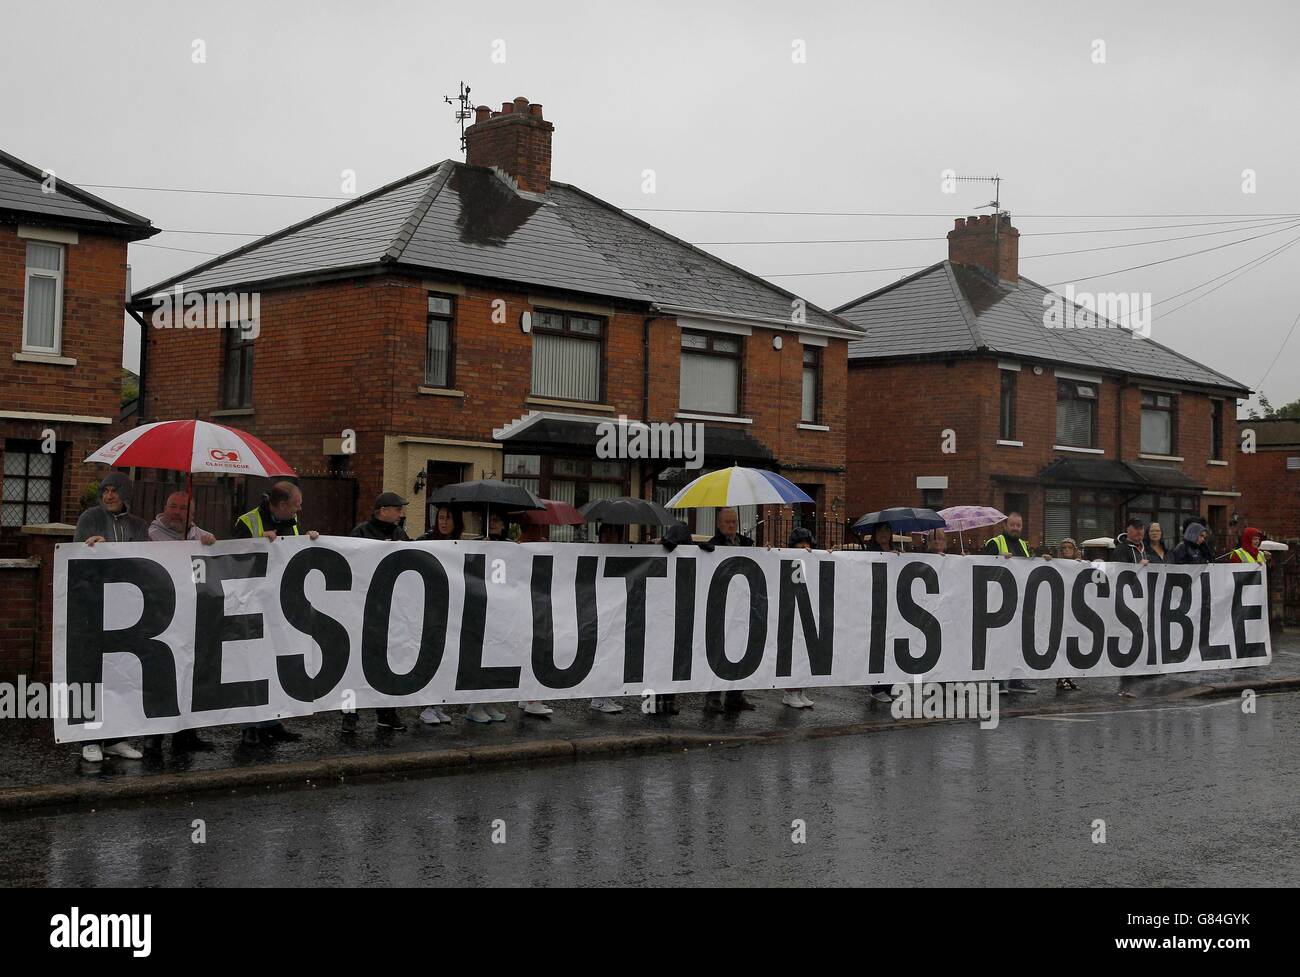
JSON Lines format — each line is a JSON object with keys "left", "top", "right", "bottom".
{"left": 211, "top": 407, "right": 255, "bottom": 418}
{"left": 1054, "top": 445, "right": 1104, "bottom": 455}
{"left": 996, "top": 439, "right": 1024, "bottom": 447}
{"left": 1139, "top": 453, "right": 1184, "bottom": 462}
{"left": 419, "top": 387, "right": 466, "bottom": 398}
{"left": 526, "top": 396, "right": 615, "bottom": 412}
{"left": 13, "top": 351, "right": 76, "bottom": 367}
{"left": 1207, "top": 459, "right": 1229, "bottom": 467}
{"left": 797, "top": 423, "right": 830, "bottom": 431}
{"left": 676, "top": 412, "right": 753, "bottom": 425}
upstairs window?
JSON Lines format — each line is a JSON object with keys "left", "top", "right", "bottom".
{"left": 426, "top": 293, "right": 455, "bottom": 387}
{"left": 1141, "top": 390, "right": 1177, "bottom": 455}
{"left": 999, "top": 369, "right": 1017, "bottom": 440}
{"left": 531, "top": 310, "right": 603, "bottom": 402}
{"left": 1210, "top": 399, "right": 1224, "bottom": 460}
{"left": 221, "top": 322, "right": 255, "bottom": 409}
{"left": 800, "top": 345, "right": 821, "bottom": 423}
{"left": 680, "top": 331, "right": 741, "bottom": 415}
{"left": 1056, "top": 379, "right": 1097, "bottom": 448}
{"left": 23, "top": 242, "right": 64, "bottom": 354}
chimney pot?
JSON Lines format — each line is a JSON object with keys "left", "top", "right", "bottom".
{"left": 474, "top": 105, "right": 491, "bottom": 124}
{"left": 513, "top": 96, "right": 529, "bottom": 112}
{"left": 954, "top": 218, "right": 965, "bottom": 230}
{"left": 528, "top": 103, "right": 543, "bottom": 118}
{"left": 501, "top": 101, "right": 513, "bottom": 114}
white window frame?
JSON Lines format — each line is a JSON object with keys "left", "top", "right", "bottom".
{"left": 22, "top": 241, "right": 65, "bottom": 355}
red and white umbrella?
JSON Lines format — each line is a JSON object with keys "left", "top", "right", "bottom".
{"left": 85, "top": 420, "right": 296, "bottom": 477}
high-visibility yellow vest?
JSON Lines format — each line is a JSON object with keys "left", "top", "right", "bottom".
{"left": 1232, "top": 547, "right": 1262, "bottom": 564}
{"left": 991, "top": 534, "right": 1031, "bottom": 557}
{"left": 237, "top": 507, "right": 299, "bottom": 538}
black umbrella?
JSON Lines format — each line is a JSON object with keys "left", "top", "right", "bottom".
{"left": 579, "top": 496, "right": 679, "bottom": 527}
{"left": 430, "top": 479, "right": 544, "bottom": 539}
{"left": 852, "top": 506, "right": 946, "bottom": 535}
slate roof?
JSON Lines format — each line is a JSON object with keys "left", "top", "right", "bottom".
{"left": 838, "top": 260, "right": 1249, "bottom": 394}
{"left": 136, "top": 160, "right": 854, "bottom": 334}
{"left": 0, "top": 149, "right": 156, "bottom": 239}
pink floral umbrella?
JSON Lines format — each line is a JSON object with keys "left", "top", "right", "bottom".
{"left": 937, "top": 505, "right": 1007, "bottom": 554}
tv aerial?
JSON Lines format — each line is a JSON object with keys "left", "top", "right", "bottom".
{"left": 444, "top": 81, "right": 474, "bottom": 154}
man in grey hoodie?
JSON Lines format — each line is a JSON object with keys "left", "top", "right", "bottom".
{"left": 75, "top": 471, "right": 150, "bottom": 545}
{"left": 73, "top": 471, "right": 149, "bottom": 762}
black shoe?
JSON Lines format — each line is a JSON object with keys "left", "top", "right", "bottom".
{"left": 376, "top": 709, "right": 406, "bottom": 731}
{"left": 725, "top": 694, "right": 756, "bottom": 712}
{"left": 262, "top": 723, "right": 302, "bottom": 743}
{"left": 143, "top": 735, "right": 164, "bottom": 754}
{"left": 341, "top": 712, "right": 358, "bottom": 733}
{"left": 240, "top": 728, "right": 262, "bottom": 748}
{"left": 173, "top": 729, "right": 215, "bottom": 752}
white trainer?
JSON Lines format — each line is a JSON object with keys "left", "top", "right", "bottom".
{"left": 590, "top": 697, "right": 623, "bottom": 713}
{"left": 433, "top": 706, "right": 452, "bottom": 723}
{"left": 782, "top": 692, "right": 808, "bottom": 709}
{"left": 521, "top": 701, "right": 553, "bottom": 716}
{"left": 81, "top": 743, "right": 104, "bottom": 763}
{"left": 798, "top": 692, "right": 815, "bottom": 708}
{"left": 466, "top": 704, "right": 493, "bottom": 724}
{"left": 419, "top": 706, "right": 442, "bottom": 725}
{"left": 103, "top": 741, "right": 143, "bottom": 759}
{"left": 486, "top": 705, "right": 508, "bottom": 721}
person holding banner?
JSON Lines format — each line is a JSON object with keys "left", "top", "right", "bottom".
{"left": 782, "top": 527, "right": 817, "bottom": 709}
{"left": 704, "top": 507, "right": 757, "bottom": 713}
{"left": 1230, "top": 527, "right": 1267, "bottom": 564}
{"left": 343, "top": 492, "right": 411, "bottom": 733}
{"left": 1053, "top": 538, "right": 1086, "bottom": 692}
{"left": 1171, "top": 522, "right": 1211, "bottom": 565}
{"left": 417, "top": 505, "right": 461, "bottom": 725}
{"left": 1114, "top": 517, "right": 1149, "bottom": 565}
{"left": 74, "top": 472, "right": 150, "bottom": 763}
{"left": 983, "top": 513, "right": 1037, "bottom": 694}
{"left": 232, "top": 481, "right": 315, "bottom": 747}
{"left": 1144, "top": 522, "right": 1170, "bottom": 564}
{"left": 140, "top": 492, "right": 219, "bottom": 754}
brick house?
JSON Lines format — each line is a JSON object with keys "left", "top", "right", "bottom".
{"left": 839, "top": 213, "right": 1251, "bottom": 552}
{"left": 135, "top": 97, "right": 859, "bottom": 541}
{"left": 1237, "top": 418, "right": 1300, "bottom": 542}
{"left": 0, "top": 148, "right": 157, "bottom": 679}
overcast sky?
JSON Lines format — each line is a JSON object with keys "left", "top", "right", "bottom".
{"left": 4, "top": 0, "right": 1297, "bottom": 411}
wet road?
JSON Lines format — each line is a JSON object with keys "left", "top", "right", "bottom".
{"left": 3, "top": 692, "right": 1296, "bottom": 887}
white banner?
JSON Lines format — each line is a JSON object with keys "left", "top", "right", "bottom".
{"left": 52, "top": 538, "right": 1272, "bottom": 741}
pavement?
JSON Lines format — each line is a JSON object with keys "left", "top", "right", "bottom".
{"left": 2, "top": 629, "right": 1298, "bottom": 812}
{"left": 4, "top": 688, "right": 1296, "bottom": 886}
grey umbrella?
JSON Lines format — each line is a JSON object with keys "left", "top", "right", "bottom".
{"left": 579, "top": 496, "right": 679, "bottom": 527}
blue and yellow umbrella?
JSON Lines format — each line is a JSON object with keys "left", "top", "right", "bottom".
{"left": 666, "top": 466, "right": 814, "bottom": 508}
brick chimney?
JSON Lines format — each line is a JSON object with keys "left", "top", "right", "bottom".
{"left": 947, "top": 213, "right": 1019, "bottom": 283}
{"left": 464, "top": 96, "right": 554, "bottom": 193}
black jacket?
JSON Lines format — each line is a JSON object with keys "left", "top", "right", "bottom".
{"left": 709, "top": 531, "right": 754, "bottom": 548}
{"left": 350, "top": 517, "right": 410, "bottom": 541}
{"left": 1171, "top": 541, "right": 1211, "bottom": 565}
{"left": 1114, "top": 533, "right": 1146, "bottom": 563}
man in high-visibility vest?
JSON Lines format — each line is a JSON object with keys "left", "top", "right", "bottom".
{"left": 234, "top": 481, "right": 320, "bottom": 542}
{"left": 232, "top": 481, "right": 318, "bottom": 748}
{"left": 983, "top": 512, "right": 1037, "bottom": 694}
{"left": 1230, "top": 526, "right": 1266, "bottom": 564}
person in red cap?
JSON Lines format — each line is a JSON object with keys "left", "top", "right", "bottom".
{"left": 1230, "top": 527, "right": 1267, "bottom": 564}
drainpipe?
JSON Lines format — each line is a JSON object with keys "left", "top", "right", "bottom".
{"left": 642, "top": 315, "right": 657, "bottom": 501}
{"left": 127, "top": 307, "right": 152, "bottom": 420}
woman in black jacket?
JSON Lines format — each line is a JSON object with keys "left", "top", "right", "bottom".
{"left": 1171, "top": 522, "right": 1210, "bottom": 564}
{"left": 1144, "top": 522, "right": 1169, "bottom": 564}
